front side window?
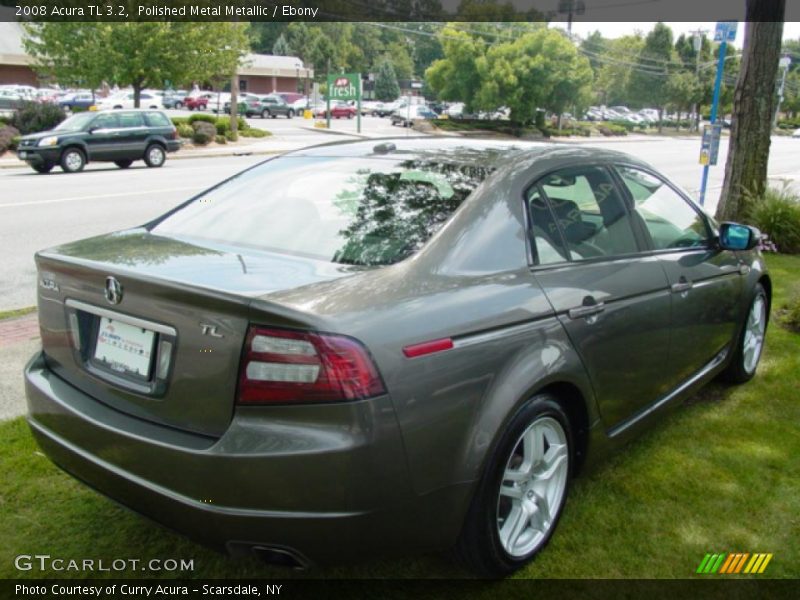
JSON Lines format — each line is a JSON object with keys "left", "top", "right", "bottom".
{"left": 91, "top": 113, "right": 119, "bottom": 129}
{"left": 528, "top": 166, "right": 639, "bottom": 262}
{"left": 152, "top": 155, "right": 494, "bottom": 266}
{"left": 616, "top": 166, "right": 710, "bottom": 250}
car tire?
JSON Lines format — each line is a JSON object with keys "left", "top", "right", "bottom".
{"left": 113, "top": 105, "right": 122, "bottom": 110}
{"left": 31, "top": 162, "right": 54, "bottom": 174}
{"left": 287, "top": 110, "right": 294, "bottom": 119}
{"left": 347, "top": 113, "right": 353, "bottom": 119}
{"left": 261, "top": 109, "right": 270, "bottom": 119}
{"left": 143, "top": 144, "right": 166, "bottom": 168}
{"left": 455, "top": 394, "right": 572, "bottom": 578}
{"left": 60, "top": 148, "right": 85, "bottom": 173}
{"left": 114, "top": 159, "right": 133, "bottom": 169}
{"left": 175, "top": 101, "right": 183, "bottom": 109}
{"left": 188, "top": 106, "right": 194, "bottom": 111}
{"left": 720, "top": 283, "right": 768, "bottom": 384}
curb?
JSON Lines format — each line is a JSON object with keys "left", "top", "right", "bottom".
{"left": 299, "top": 126, "right": 368, "bottom": 139}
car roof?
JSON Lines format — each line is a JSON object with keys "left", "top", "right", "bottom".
{"left": 285, "top": 137, "right": 652, "bottom": 170}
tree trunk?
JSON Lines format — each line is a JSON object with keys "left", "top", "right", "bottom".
{"left": 657, "top": 107, "right": 663, "bottom": 133}
{"left": 715, "top": 4, "right": 785, "bottom": 222}
{"left": 133, "top": 80, "right": 143, "bottom": 109}
{"left": 230, "top": 73, "right": 239, "bottom": 142}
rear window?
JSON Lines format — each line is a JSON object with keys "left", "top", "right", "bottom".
{"left": 143, "top": 112, "right": 171, "bottom": 127}
{"left": 151, "top": 156, "right": 493, "bottom": 265}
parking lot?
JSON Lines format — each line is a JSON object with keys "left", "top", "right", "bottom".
{"left": 2, "top": 115, "right": 800, "bottom": 311}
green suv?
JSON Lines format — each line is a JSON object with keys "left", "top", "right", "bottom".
{"left": 16, "top": 109, "right": 181, "bottom": 174}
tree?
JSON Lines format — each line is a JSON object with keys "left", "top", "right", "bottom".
{"left": 24, "top": 23, "right": 250, "bottom": 107}
{"left": 374, "top": 57, "right": 401, "bottom": 101}
{"left": 665, "top": 70, "right": 702, "bottom": 126}
{"left": 627, "top": 23, "right": 674, "bottom": 130}
{"left": 385, "top": 42, "right": 415, "bottom": 80}
{"left": 475, "top": 29, "right": 593, "bottom": 123}
{"left": 425, "top": 26, "right": 487, "bottom": 113}
{"left": 593, "top": 35, "right": 645, "bottom": 106}
{"left": 716, "top": 1, "right": 787, "bottom": 222}
{"left": 272, "top": 33, "right": 292, "bottom": 56}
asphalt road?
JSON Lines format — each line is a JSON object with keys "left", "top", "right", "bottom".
{"left": 2, "top": 131, "right": 799, "bottom": 311}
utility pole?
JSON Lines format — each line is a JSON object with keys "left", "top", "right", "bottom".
{"left": 690, "top": 28, "right": 707, "bottom": 132}
{"left": 558, "top": 1, "right": 585, "bottom": 35}
{"left": 773, "top": 56, "right": 792, "bottom": 127}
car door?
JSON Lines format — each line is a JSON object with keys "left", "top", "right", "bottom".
{"left": 84, "top": 112, "right": 120, "bottom": 160}
{"left": 613, "top": 165, "right": 743, "bottom": 387}
{"left": 116, "top": 111, "right": 148, "bottom": 159}
{"left": 528, "top": 164, "right": 673, "bottom": 431}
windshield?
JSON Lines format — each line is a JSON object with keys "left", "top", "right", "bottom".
{"left": 54, "top": 112, "right": 96, "bottom": 131}
{"left": 152, "top": 155, "right": 493, "bottom": 266}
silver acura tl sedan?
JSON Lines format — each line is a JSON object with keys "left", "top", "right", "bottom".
{"left": 25, "top": 138, "right": 769, "bottom": 576}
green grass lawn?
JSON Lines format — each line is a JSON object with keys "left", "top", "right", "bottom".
{"left": 1, "top": 256, "right": 798, "bottom": 580}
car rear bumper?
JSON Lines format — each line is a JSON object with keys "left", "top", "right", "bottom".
{"left": 166, "top": 140, "right": 181, "bottom": 153}
{"left": 24, "top": 351, "right": 471, "bottom": 565}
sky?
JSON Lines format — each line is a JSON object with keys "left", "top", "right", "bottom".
{"left": 551, "top": 22, "right": 800, "bottom": 49}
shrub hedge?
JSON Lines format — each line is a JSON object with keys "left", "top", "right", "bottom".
{"left": 11, "top": 101, "right": 66, "bottom": 135}
{"left": 746, "top": 183, "right": 800, "bottom": 254}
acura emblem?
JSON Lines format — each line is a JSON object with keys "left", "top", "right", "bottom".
{"left": 104, "top": 276, "right": 123, "bottom": 305}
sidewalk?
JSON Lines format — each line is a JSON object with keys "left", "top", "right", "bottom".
{"left": 0, "top": 312, "right": 39, "bottom": 421}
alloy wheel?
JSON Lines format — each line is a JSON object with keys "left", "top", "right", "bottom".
{"left": 496, "top": 416, "right": 569, "bottom": 558}
{"left": 743, "top": 294, "right": 767, "bottom": 374}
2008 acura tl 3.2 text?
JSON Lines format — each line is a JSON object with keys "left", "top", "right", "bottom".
{"left": 25, "top": 138, "right": 769, "bottom": 576}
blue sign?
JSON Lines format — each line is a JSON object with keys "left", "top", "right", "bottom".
{"left": 714, "top": 21, "right": 738, "bottom": 42}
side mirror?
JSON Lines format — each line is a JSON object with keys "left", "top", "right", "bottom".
{"left": 718, "top": 222, "right": 760, "bottom": 251}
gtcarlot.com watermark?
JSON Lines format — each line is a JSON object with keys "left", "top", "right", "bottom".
{"left": 14, "top": 554, "right": 194, "bottom": 573}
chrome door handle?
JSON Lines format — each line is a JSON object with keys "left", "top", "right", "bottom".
{"left": 671, "top": 279, "right": 693, "bottom": 294}
{"left": 568, "top": 302, "right": 605, "bottom": 320}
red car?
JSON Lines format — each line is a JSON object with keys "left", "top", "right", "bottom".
{"left": 315, "top": 101, "right": 357, "bottom": 119}
{"left": 184, "top": 94, "right": 210, "bottom": 111}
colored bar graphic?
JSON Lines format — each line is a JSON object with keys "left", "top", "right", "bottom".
{"left": 698, "top": 552, "right": 773, "bottom": 575}
{"left": 758, "top": 554, "right": 773, "bottom": 574}
{"left": 696, "top": 554, "right": 712, "bottom": 574}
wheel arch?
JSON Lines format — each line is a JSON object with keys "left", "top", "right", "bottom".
{"left": 60, "top": 143, "right": 88, "bottom": 163}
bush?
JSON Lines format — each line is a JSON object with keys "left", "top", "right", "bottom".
{"left": 191, "top": 121, "right": 216, "bottom": 146}
{"left": 176, "top": 123, "right": 194, "bottom": 138}
{"left": 596, "top": 122, "right": 628, "bottom": 136}
{"left": 745, "top": 182, "right": 800, "bottom": 254}
{"left": 171, "top": 116, "right": 190, "bottom": 127}
{"left": 187, "top": 113, "right": 217, "bottom": 125}
{"left": 0, "top": 125, "right": 21, "bottom": 154}
{"left": 11, "top": 101, "right": 66, "bottom": 135}
{"left": 224, "top": 130, "right": 236, "bottom": 142}
{"left": 215, "top": 115, "right": 248, "bottom": 135}
{"left": 10, "top": 135, "right": 20, "bottom": 150}
{"left": 215, "top": 134, "right": 227, "bottom": 144}
{"left": 240, "top": 127, "right": 270, "bottom": 138}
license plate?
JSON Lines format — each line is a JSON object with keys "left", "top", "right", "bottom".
{"left": 94, "top": 317, "right": 156, "bottom": 378}
{"left": 18, "top": 151, "right": 26, "bottom": 158}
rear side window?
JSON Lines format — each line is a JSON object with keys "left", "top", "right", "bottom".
{"left": 143, "top": 112, "right": 171, "bottom": 127}
{"left": 119, "top": 112, "right": 144, "bottom": 128}
{"left": 616, "top": 166, "right": 710, "bottom": 250}
{"left": 528, "top": 166, "right": 639, "bottom": 262}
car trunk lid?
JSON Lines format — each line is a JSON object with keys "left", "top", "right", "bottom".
{"left": 35, "top": 229, "right": 356, "bottom": 437}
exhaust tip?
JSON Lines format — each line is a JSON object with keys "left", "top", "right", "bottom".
{"left": 251, "top": 545, "right": 309, "bottom": 570}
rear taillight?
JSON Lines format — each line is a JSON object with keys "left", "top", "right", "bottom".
{"left": 169, "top": 128, "right": 177, "bottom": 140}
{"left": 237, "top": 326, "right": 386, "bottom": 404}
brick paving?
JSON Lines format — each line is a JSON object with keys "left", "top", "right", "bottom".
{"left": 0, "top": 313, "right": 39, "bottom": 348}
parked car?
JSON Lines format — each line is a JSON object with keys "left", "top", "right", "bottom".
{"left": 16, "top": 109, "right": 180, "bottom": 174}
{"left": 315, "top": 101, "right": 357, "bottom": 119}
{"left": 793, "top": 128, "right": 800, "bottom": 138}
{"left": 162, "top": 91, "right": 188, "bottom": 109}
{"left": 94, "top": 92, "right": 161, "bottom": 111}
{"left": 239, "top": 94, "right": 294, "bottom": 119}
{"left": 0, "top": 88, "right": 24, "bottom": 111}
{"left": 58, "top": 92, "right": 95, "bottom": 111}
{"left": 277, "top": 92, "right": 304, "bottom": 106}
{"left": 184, "top": 93, "right": 212, "bottom": 111}
{"left": 390, "top": 105, "right": 437, "bottom": 127}
{"left": 23, "top": 138, "right": 770, "bottom": 575}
